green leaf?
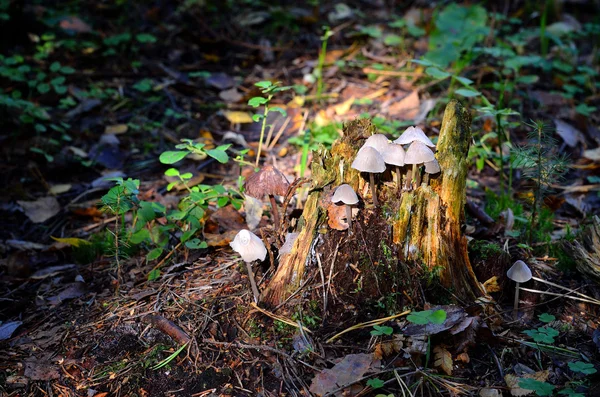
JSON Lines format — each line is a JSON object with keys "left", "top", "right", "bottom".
{"left": 146, "top": 247, "right": 163, "bottom": 262}
{"left": 455, "top": 88, "right": 481, "bottom": 97}
{"left": 248, "top": 97, "right": 267, "bottom": 107}
{"left": 559, "top": 388, "right": 585, "bottom": 397}
{"left": 130, "top": 228, "right": 150, "bottom": 244}
{"left": 147, "top": 268, "right": 160, "bottom": 281}
{"left": 167, "top": 181, "right": 177, "bottom": 191}
{"left": 185, "top": 239, "right": 207, "bottom": 249}
{"left": 538, "top": 313, "right": 555, "bottom": 323}
{"left": 425, "top": 67, "right": 451, "bottom": 79}
{"left": 359, "top": 25, "right": 382, "bottom": 38}
{"left": 518, "top": 379, "right": 555, "bottom": 396}
{"left": 54, "top": 85, "right": 67, "bottom": 95}
{"left": 252, "top": 114, "right": 263, "bottom": 122}
{"left": 133, "top": 79, "right": 153, "bottom": 92}
{"left": 206, "top": 145, "right": 230, "bottom": 163}
{"left": 371, "top": 325, "right": 393, "bottom": 336}
{"left": 383, "top": 34, "right": 403, "bottom": 46}
{"left": 159, "top": 151, "right": 188, "bottom": 164}
{"left": 268, "top": 106, "right": 287, "bottom": 117}
{"left": 180, "top": 172, "right": 193, "bottom": 180}
{"left": 429, "top": 309, "right": 447, "bottom": 324}
{"left": 516, "top": 75, "right": 539, "bottom": 84}
{"left": 254, "top": 81, "right": 272, "bottom": 89}
{"left": 523, "top": 327, "right": 559, "bottom": 344}
{"left": 406, "top": 310, "right": 432, "bottom": 325}
{"left": 366, "top": 378, "right": 385, "bottom": 389}
{"left": 50, "top": 61, "right": 61, "bottom": 72}
{"left": 60, "top": 66, "right": 75, "bottom": 74}
{"left": 411, "top": 58, "right": 436, "bottom": 67}
{"left": 164, "top": 168, "right": 180, "bottom": 177}
{"left": 217, "top": 196, "right": 229, "bottom": 208}
{"left": 568, "top": 361, "right": 597, "bottom": 375}
{"left": 136, "top": 33, "right": 157, "bottom": 43}
{"left": 37, "top": 83, "right": 50, "bottom": 94}
{"left": 454, "top": 76, "right": 473, "bottom": 86}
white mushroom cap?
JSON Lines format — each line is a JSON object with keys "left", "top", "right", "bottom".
{"left": 424, "top": 158, "right": 440, "bottom": 174}
{"left": 394, "top": 126, "right": 435, "bottom": 147}
{"left": 507, "top": 260, "right": 532, "bottom": 283}
{"left": 230, "top": 230, "right": 267, "bottom": 263}
{"left": 332, "top": 184, "right": 359, "bottom": 205}
{"left": 381, "top": 142, "right": 405, "bottom": 166}
{"left": 404, "top": 141, "right": 436, "bottom": 165}
{"left": 351, "top": 146, "right": 386, "bottom": 173}
{"left": 363, "top": 134, "right": 390, "bottom": 153}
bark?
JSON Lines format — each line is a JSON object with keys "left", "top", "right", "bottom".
{"left": 262, "top": 101, "right": 485, "bottom": 307}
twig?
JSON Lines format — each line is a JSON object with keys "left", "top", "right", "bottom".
{"left": 249, "top": 302, "right": 312, "bottom": 333}
{"left": 326, "top": 310, "right": 410, "bottom": 343}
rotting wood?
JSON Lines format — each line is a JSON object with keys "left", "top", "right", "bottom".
{"left": 263, "top": 100, "right": 485, "bottom": 307}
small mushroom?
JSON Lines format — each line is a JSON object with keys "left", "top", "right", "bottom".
{"left": 244, "top": 165, "right": 290, "bottom": 229}
{"left": 404, "top": 141, "right": 436, "bottom": 189}
{"left": 422, "top": 158, "right": 440, "bottom": 186}
{"left": 506, "top": 260, "right": 532, "bottom": 320}
{"left": 332, "top": 184, "right": 359, "bottom": 234}
{"left": 351, "top": 146, "right": 386, "bottom": 206}
{"left": 394, "top": 126, "right": 435, "bottom": 147}
{"left": 230, "top": 229, "right": 267, "bottom": 303}
{"left": 363, "top": 134, "right": 390, "bottom": 153}
{"left": 381, "top": 143, "right": 406, "bottom": 193}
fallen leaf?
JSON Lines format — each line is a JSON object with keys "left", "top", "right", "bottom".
{"left": 456, "top": 352, "right": 470, "bottom": 363}
{"left": 5, "top": 239, "right": 49, "bottom": 250}
{"left": 222, "top": 111, "right": 254, "bottom": 124}
{"left": 404, "top": 305, "right": 466, "bottom": 336}
{"left": 433, "top": 346, "right": 453, "bottom": 375}
{"left": 583, "top": 147, "right": 600, "bottom": 162}
{"left": 48, "top": 184, "right": 72, "bottom": 195}
{"left": 51, "top": 237, "right": 91, "bottom": 248}
{"left": 479, "top": 388, "right": 501, "bottom": 397}
{"left": 483, "top": 276, "right": 501, "bottom": 293}
{"left": 24, "top": 358, "right": 60, "bottom": 381}
{"left": 504, "top": 370, "right": 550, "bottom": 397}
{"left": 59, "top": 16, "right": 93, "bottom": 33}
{"left": 327, "top": 201, "right": 349, "bottom": 231}
{"left": 554, "top": 119, "right": 583, "bottom": 148}
{"left": 204, "top": 230, "right": 238, "bottom": 247}
{"left": 47, "top": 282, "right": 86, "bottom": 306}
{"left": 0, "top": 321, "right": 23, "bottom": 340}
{"left": 388, "top": 90, "right": 420, "bottom": 120}
{"left": 205, "top": 73, "right": 235, "bottom": 90}
{"left": 333, "top": 96, "right": 355, "bottom": 116}
{"left": 244, "top": 195, "right": 263, "bottom": 230}
{"left": 104, "top": 124, "right": 128, "bottom": 135}
{"left": 18, "top": 197, "right": 60, "bottom": 223}
{"left": 219, "top": 88, "right": 243, "bottom": 103}
{"left": 309, "top": 353, "right": 373, "bottom": 396}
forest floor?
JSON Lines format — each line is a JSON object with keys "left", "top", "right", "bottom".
{"left": 1, "top": 1, "right": 600, "bottom": 396}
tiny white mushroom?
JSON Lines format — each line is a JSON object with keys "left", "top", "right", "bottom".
{"left": 351, "top": 146, "right": 385, "bottom": 206}
{"left": 332, "top": 184, "right": 359, "bottom": 233}
{"left": 394, "top": 126, "right": 435, "bottom": 147}
{"left": 363, "top": 134, "right": 390, "bottom": 153}
{"left": 230, "top": 229, "right": 267, "bottom": 303}
{"left": 404, "top": 141, "right": 436, "bottom": 189}
{"left": 381, "top": 143, "right": 406, "bottom": 194}
{"left": 507, "top": 260, "right": 532, "bottom": 320}
{"left": 423, "top": 158, "right": 441, "bottom": 185}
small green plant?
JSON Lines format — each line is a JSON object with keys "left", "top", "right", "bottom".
{"left": 248, "top": 81, "right": 290, "bottom": 167}
{"left": 538, "top": 313, "right": 556, "bottom": 323}
{"left": 366, "top": 378, "right": 385, "bottom": 389}
{"left": 406, "top": 309, "right": 447, "bottom": 325}
{"left": 316, "top": 26, "right": 333, "bottom": 101}
{"left": 151, "top": 343, "right": 188, "bottom": 370}
{"left": 511, "top": 121, "right": 568, "bottom": 245}
{"left": 568, "top": 361, "right": 597, "bottom": 375}
{"left": 371, "top": 325, "right": 393, "bottom": 337}
{"left": 519, "top": 378, "right": 555, "bottom": 396}
{"left": 523, "top": 326, "right": 559, "bottom": 344}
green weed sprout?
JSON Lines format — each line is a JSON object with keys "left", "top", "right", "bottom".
{"left": 248, "top": 81, "right": 290, "bottom": 167}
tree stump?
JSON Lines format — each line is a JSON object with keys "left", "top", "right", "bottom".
{"left": 262, "top": 100, "right": 485, "bottom": 309}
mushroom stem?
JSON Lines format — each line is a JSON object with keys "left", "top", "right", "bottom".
{"left": 415, "top": 165, "right": 422, "bottom": 187}
{"left": 268, "top": 194, "right": 281, "bottom": 231}
{"left": 345, "top": 205, "right": 353, "bottom": 235}
{"left": 423, "top": 173, "right": 430, "bottom": 186}
{"left": 404, "top": 169, "right": 412, "bottom": 191}
{"left": 411, "top": 164, "right": 418, "bottom": 189}
{"left": 513, "top": 282, "right": 520, "bottom": 320}
{"left": 369, "top": 173, "right": 378, "bottom": 206}
{"left": 395, "top": 165, "right": 402, "bottom": 194}
{"left": 245, "top": 261, "right": 261, "bottom": 303}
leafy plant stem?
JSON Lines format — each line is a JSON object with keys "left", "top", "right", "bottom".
{"left": 529, "top": 124, "right": 543, "bottom": 245}
{"left": 540, "top": 1, "right": 549, "bottom": 57}
{"left": 316, "top": 26, "right": 332, "bottom": 101}
{"left": 255, "top": 100, "right": 270, "bottom": 167}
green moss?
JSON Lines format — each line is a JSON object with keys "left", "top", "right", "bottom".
{"left": 469, "top": 240, "right": 504, "bottom": 260}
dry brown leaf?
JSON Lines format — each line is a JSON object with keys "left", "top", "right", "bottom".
{"left": 104, "top": 124, "right": 128, "bottom": 135}
{"left": 222, "top": 111, "right": 253, "bottom": 124}
{"left": 433, "top": 346, "right": 453, "bottom": 375}
{"left": 483, "top": 276, "right": 501, "bottom": 293}
{"left": 388, "top": 90, "right": 420, "bottom": 120}
{"left": 18, "top": 197, "right": 60, "bottom": 223}
{"left": 327, "top": 202, "right": 348, "bottom": 231}
{"left": 456, "top": 352, "right": 470, "bottom": 363}
{"left": 204, "top": 230, "right": 239, "bottom": 247}
{"left": 333, "top": 96, "right": 355, "bottom": 116}
{"left": 504, "top": 370, "right": 549, "bottom": 397}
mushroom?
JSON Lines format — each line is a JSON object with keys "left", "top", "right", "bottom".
{"left": 363, "top": 134, "right": 390, "bottom": 153}
{"left": 332, "top": 184, "right": 359, "bottom": 234}
{"left": 422, "top": 158, "right": 440, "bottom": 186}
{"left": 404, "top": 141, "right": 436, "bottom": 189}
{"left": 244, "top": 164, "right": 290, "bottom": 229}
{"left": 394, "top": 126, "right": 435, "bottom": 147}
{"left": 351, "top": 146, "right": 386, "bottom": 206}
{"left": 230, "top": 229, "right": 267, "bottom": 303}
{"left": 506, "top": 260, "right": 532, "bottom": 320}
{"left": 381, "top": 142, "right": 406, "bottom": 193}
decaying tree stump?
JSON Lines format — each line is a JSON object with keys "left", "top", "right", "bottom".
{"left": 262, "top": 100, "right": 485, "bottom": 308}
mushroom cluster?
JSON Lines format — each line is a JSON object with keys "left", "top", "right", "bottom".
{"left": 350, "top": 126, "right": 440, "bottom": 205}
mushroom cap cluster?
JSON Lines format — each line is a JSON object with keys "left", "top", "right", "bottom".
{"left": 394, "top": 126, "right": 435, "bottom": 147}
{"left": 381, "top": 143, "right": 405, "bottom": 167}
{"left": 404, "top": 141, "right": 436, "bottom": 165}
{"left": 230, "top": 229, "right": 267, "bottom": 263}
{"left": 351, "top": 146, "right": 386, "bottom": 173}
